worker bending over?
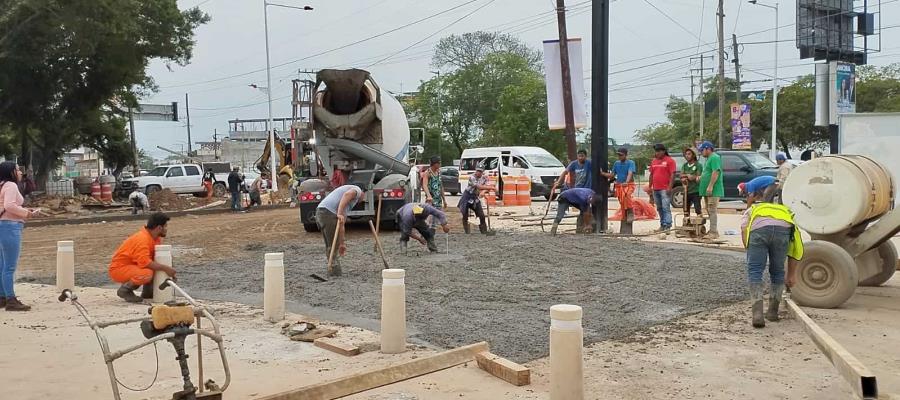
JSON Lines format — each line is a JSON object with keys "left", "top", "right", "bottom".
{"left": 128, "top": 187, "right": 149, "bottom": 215}
{"left": 550, "top": 188, "right": 602, "bottom": 235}
{"left": 316, "top": 184, "right": 365, "bottom": 276}
{"left": 108, "top": 213, "right": 176, "bottom": 303}
{"left": 740, "top": 175, "right": 803, "bottom": 328}
{"left": 396, "top": 203, "right": 449, "bottom": 253}
{"left": 458, "top": 166, "right": 492, "bottom": 234}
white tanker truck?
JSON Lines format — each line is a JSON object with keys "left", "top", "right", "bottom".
{"left": 296, "top": 69, "right": 412, "bottom": 232}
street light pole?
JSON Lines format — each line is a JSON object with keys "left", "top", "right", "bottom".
{"left": 750, "top": 0, "right": 779, "bottom": 159}
{"left": 263, "top": 1, "right": 314, "bottom": 190}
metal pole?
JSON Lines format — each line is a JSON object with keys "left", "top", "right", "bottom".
{"left": 591, "top": 0, "right": 610, "bottom": 233}
{"left": 717, "top": 0, "right": 727, "bottom": 148}
{"left": 732, "top": 34, "right": 741, "bottom": 106}
{"left": 699, "top": 57, "right": 705, "bottom": 140}
{"left": 556, "top": 0, "right": 578, "bottom": 162}
{"left": 263, "top": 0, "right": 279, "bottom": 191}
{"left": 771, "top": 2, "right": 779, "bottom": 160}
{"left": 129, "top": 110, "right": 139, "bottom": 176}
{"left": 185, "top": 93, "right": 192, "bottom": 157}
{"left": 690, "top": 75, "right": 695, "bottom": 135}
{"left": 213, "top": 129, "right": 219, "bottom": 160}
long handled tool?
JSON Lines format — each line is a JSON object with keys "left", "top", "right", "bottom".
{"left": 373, "top": 195, "right": 383, "bottom": 252}
{"left": 326, "top": 224, "right": 341, "bottom": 276}
{"left": 483, "top": 196, "right": 497, "bottom": 236}
{"left": 540, "top": 181, "right": 560, "bottom": 232}
{"left": 368, "top": 220, "right": 390, "bottom": 269}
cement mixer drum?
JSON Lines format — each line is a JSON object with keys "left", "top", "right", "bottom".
{"left": 782, "top": 155, "right": 895, "bottom": 235}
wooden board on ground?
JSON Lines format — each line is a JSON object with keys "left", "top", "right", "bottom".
{"left": 289, "top": 328, "right": 337, "bottom": 342}
{"left": 785, "top": 299, "right": 878, "bottom": 399}
{"left": 314, "top": 337, "right": 360, "bottom": 357}
{"left": 258, "top": 342, "right": 490, "bottom": 400}
{"left": 475, "top": 351, "right": 530, "bottom": 386}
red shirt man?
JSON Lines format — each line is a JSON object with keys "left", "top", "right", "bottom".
{"left": 649, "top": 145, "right": 677, "bottom": 191}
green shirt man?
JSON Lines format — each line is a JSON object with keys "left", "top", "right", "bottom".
{"left": 699, "top": 149, "right": 724, "bottom": 197}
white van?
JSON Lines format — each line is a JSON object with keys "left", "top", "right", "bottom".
{"left": 458, "top": 146, "right": 565, "bottom": 199}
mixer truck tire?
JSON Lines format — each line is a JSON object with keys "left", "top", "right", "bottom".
{"left": 858, "top": 241, "right": 898, "bottom": 287}
{"left": 792, "top": 240, "right": 858, "bottom": 309}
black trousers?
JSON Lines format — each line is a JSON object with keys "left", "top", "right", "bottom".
{"left": 461, "top": 199, "right": 486, "bottom": 226}
{"left": 400, "top": 218, "right": 434, "bottom": 243}
{"left": 685, "top": 192, "right": 702, "bottom": 215}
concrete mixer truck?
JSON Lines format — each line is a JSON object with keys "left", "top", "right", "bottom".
{"left": 295, "top": 69, "right": 412, "bottom": 232}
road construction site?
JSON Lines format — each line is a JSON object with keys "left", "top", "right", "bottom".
{"left": 6, "top": 203, "right": 900, "bottom": 399}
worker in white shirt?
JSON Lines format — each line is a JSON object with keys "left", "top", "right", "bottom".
{"left": 128, "top": 188, "right": 149, "bottom": 215}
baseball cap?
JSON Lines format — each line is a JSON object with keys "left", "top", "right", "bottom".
{"left": 475, "top": 165, "right": 485, "bottom": 172}
{"left": 744, "top": 176, "right": 777, "bottom": 194}
{"left": 430, "top": 156, "right": 441, "bottom": 165}
{"left": 776, "top": 152, "right": 787, "bottom": 161}
{"left": 616, "top": 147, "right": 628, "bottom": 155}
{"left": 698, "top": 141, "right": 715, "bottom": 151}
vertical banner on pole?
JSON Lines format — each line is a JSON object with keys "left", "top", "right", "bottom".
{"left": 730, "top": 103, "right": 752, "bottom": 150}
{"left": 543, "top": 39, "right": 587, "bottom": 130}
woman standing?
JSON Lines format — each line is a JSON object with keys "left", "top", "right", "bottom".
{"left": 740, "top": 175, "right": 803, "bottom": 328}
{"left": 422, "top": 156, "right": 444, "bottom": 210}
{"left": 0, "top": 161, "right": 39, "bottom": 311}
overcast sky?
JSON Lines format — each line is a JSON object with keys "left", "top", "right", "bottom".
{"left": 135, "top": 0, "right": 900, "bottom": 157}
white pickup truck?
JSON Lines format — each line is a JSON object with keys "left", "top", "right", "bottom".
{"left": 122, "top": 164, "right": 214, "bottom": 196}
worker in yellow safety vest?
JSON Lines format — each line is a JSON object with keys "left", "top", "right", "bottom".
{"left": 740, "top": 175, "right": 804, "bottom": 329}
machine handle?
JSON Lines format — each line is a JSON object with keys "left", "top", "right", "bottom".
{"left": 58, "top": 289, "right": 75, "bottom": 302}
{"left": 159, "top": 279, "right": 173, "bottom": 291}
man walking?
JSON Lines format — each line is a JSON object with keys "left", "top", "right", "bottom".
{"left": 698, "top": 141, "right": 724, "bottom": 239}
{"left": 227, "top": 167, "right": 243, "bottom": 212}
{"left": 396, "top": 203, "right": 449, "bottom": 253}
{"left": 555, "top": 149, "right": 592, "bottom": 189}
{"left": 648, "top": 144, "right": 676, "bottom": 231}
{"left": 248, "top": 172, "right": 269, "bottom": 209}
{"left": 108, "top": 213, "right": 176, "bottom": 303}
{"left": 316, "top": 184, "right": 365, "bottom": 276}
{"left": 458, "top": 166, "right": 492, "bottom": 234}
{"left": 550, "top": 187, "right": 602, "bottom": 235}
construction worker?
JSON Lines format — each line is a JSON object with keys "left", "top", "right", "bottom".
{"left": 550, "top": 187, "right": 602, "bottom": 235}
{"left": 774, "top": 152, "right": 793, "bottom": 203}
{"left": 316, "top": 184, "right": 365, "bottom": 276}
{"left": 422, "top": 156, "right": 444, "bottom": 210}
{"left": 407, "top": 159, "right": 421, "bottom": 203}
{"left": 698, "top": 141, "right": 724, "bottom": 239}
{"left": 741, "top": 175, "right": 802, "bottom": 328}
{"left": 458, "top": 166, "right": 492, "bottom": 234}
{"left": 648, "top": 143, "right": 677, "bottom": 232}
{"left": 227, "top": 167, "right": 243, "bottom": 211}
{"left": 108, "top": 213, "right": 175, "bottom": 303}
{"left": 202, "top": 169, "right": 216, "bottom": 199}
{"left": 128, "top": 187, "right": 149, "bottom": 215}
{"left": 395, "top": 203, "right": 449, "bottom": 253}
{"left": 248, "top": 172, "right": 269, "bottom": 208}
{"left": 680, "top": 147, "right": 702, "bottom": 216}
{"left": 555, "top": 149, "right": 592, "bottom": 189}
{"left": 602, "top": 147, "right": 636, "bottom": 220}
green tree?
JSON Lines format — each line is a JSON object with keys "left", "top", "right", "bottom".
{"left": 856, "top": 63, "right": 900, "bottom": 112}
{"left": 0, "top": 0, "right": 209, "bottom": 183}
{"left": 485, "top": 70, "right": 566, "bottom": 159}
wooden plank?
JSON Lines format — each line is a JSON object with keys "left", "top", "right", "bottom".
{"left": 785, "top": 299, "right": 878, "bottom": 399}
{"left": 314, "top": 338, "right": 360, "bottom": 357}
{"left": 475, "top": 351, "right": 530, "bottom": 386}
{"left": 258, "top": 341, "right": 490, "bottom": 400}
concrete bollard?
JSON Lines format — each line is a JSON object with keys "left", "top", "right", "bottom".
{"left": 550, "top": 304, "right": 584, "bottom": 400}
{"left": 56, "top": 241, "right": 75, "bottom": 292}
{"left": 380, "top": 268, "right": 407, "bottom": 354}
{"left": 152, "top": 245, "right": 174, "bottom": 303}
{"left": 263, "top": 253, "right": 285, "bottom": 322}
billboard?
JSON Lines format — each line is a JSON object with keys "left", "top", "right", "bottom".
{"left": 833, "top": 62, "right": 856, "bottom": 116}
{"left": 730, "top": 103, "right": 752, "bottom": 150}
{"left": 543, "top": 38, "right": 587, "bottom": 130}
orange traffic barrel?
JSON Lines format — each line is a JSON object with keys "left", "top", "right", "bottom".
{"left": 90, "top": 180, "right": 101, "bottom": 200}
{"left": 516, "top": 176, "right": 531, "bottom": 206}
{"left": 502, "top": 176, "right": 519, "bottom": 206}
{"left": 100, "top": 182, "right": 113, "bottom": 201}
{"left": 484, "top": 176, "right": 497, "bottom": 206}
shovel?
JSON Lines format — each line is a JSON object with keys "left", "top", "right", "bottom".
{"left": 540, "top": 181, "right": 560, "bottom": 232}
{"left": 483, "top": 196, "right": 497, "bottom": 236}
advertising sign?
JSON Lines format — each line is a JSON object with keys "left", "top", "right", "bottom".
{"left": 730, "top": 103, "right": 752, "bottom": 150}
{"left": 543, "top": 38, "right": 587, "bottom": 130}
{"left": 828, "top": 61, "right": 856, "bottom": 123}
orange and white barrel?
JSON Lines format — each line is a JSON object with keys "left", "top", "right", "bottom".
{"left": 90, "top": 180, "right": 101, "bottom": 200}
{"left": 100, "top": 183, "right": 113, "bottom": 201}
{"left": 485, "top": 176, "right": 497, "bottom": 206}
{"left": 517, "top": 176, "right": 531, "bottom": 206}
{"left": 502, "top": 176, "right": 519, "bottom": 207}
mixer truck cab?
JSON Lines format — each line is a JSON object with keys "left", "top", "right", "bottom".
{"left": 295, "top": 68, "right": 412, "bottom": 232}
{"left": 458, "top": 147, "right": 565, "bottom": 199}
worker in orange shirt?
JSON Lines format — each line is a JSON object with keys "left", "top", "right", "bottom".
{"left": 108, "top": 213, "right": 176, "bottom": 303}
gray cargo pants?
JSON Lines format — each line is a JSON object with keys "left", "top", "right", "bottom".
{"left": 315, "top": 208, "right": 342, "bottom": 276}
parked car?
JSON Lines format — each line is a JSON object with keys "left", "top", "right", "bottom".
{"left": 121, "top": 164, "right": 210, "bottom": 196}
{"left": 670, "top": 150, "right": 778, "bottom": 209}
{"left": 440, "top": 166, "right": 460, "bottom": 195}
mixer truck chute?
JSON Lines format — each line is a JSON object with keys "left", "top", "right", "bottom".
{"left": 297, "top": 69, "right": 412, "bottom": 232}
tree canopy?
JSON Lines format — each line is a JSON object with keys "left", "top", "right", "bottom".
{"left": 0, "top": 0, "right": 208, "bottom": 182}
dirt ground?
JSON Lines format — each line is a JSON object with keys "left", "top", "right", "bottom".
{"left": 11, "top": 203, "right": 900, "bottom": 398}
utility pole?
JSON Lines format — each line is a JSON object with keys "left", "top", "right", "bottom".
{"left": 732, "top": 34, "right": 742, "bottom": 106}
{"left": 185, "top": 93, "right": 192, "bottom": 157}
{"left": 689, "top": 75, "right": 695, "bottom": 135}
{"left": 213, "top": 129, "right": 219, "bottom": 160}
{"left": 590, "top": 0, "right": 610, "bottom": 233}
{"left": 690, "top": 55, "right": 713, "bottom": 141}
{"left": 555, "top": 0, "right": 578, "bottom": 162}
{"left": 717, "top": 0, "right": 727, "bottom": 148}
{"left": 129, "top": 109, "right": 139, "bottom": 176}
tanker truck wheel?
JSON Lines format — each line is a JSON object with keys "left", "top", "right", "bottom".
{"left": 858, "top": 241, "right": 898, "bottom": 287}
{"left": 792, "top": 240, "right": 858, "bottom": 309}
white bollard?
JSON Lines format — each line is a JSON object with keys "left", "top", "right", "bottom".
{"left": 152, "top": 245, "right": 174, "bottom": 304}
{"left": 56, "top": 241, "right": 75, "bottom": 292}
{"left": 263, "top": 253, "right": 285, "bottom": 322}
{"left": 380, "top": 268, "right": 407, "bottom": 354}
{"left": 550, "top": 304, "right": 584, "bottom": 400}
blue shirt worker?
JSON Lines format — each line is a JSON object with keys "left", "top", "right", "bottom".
{"left": 316, "top": 184, "right": 365, "bottom": 276}
{"left": 396, "top": 203, "right": 449, "bottom": 253}
{"left": 550, "top": 187, "right": 602, "bottom": 235}
{"left": 458, "top": 166, "right": 492, "bottom": 234}
{"left": 555, "top": 149, "right": 592, "bottom": 189}
{"left": 602, "top": 147, "right": 637, "bottom": 212}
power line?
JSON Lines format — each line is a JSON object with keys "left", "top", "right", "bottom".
{"left": 642, "top": 0, "right": 715, "bottom": 51}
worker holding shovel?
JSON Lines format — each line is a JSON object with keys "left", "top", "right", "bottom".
{"left": 549, "top": 188, "right": 603, "bottom": 235}
{"left": 395, "top": 203, "right": 449, "bottom": 253}
{"left": 458, "top": 166, "right": 492, "bottom": 234}
{"left": 316, "top": 184, "right": 365, "bottom": 276}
